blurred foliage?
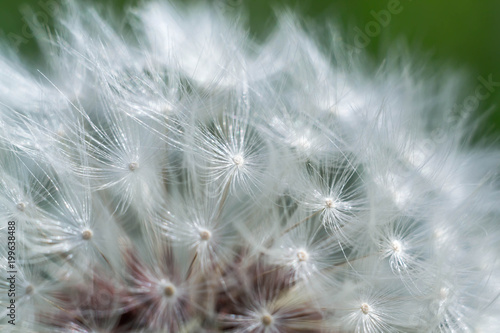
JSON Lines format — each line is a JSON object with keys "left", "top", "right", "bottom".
{"left": 1, "top": 0, "right": 500, "bottom": 135}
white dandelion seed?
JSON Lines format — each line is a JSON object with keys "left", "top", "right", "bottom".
{"left": 0, "top": 0, "right": 499, "bottom": 332}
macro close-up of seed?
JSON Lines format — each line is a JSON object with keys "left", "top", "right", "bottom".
{"left": 1, "top": 0, "right": 500, "bottom": 332}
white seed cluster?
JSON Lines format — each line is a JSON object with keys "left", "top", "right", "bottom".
{"left": 0, "top": 1, "right": 499, "bottom": 332}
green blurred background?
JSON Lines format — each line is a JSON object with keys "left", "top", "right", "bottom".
{"left": 1, "top": 0, "right": 500, "bottom": 136}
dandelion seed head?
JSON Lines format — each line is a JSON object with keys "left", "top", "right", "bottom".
{"left": 325, "top": 197, "right": 335, "bottom": 209}
{"left": 294, "top": 135, "right": 312, "bottom": 151}
{"left": 25, "top": 284, "right": 34, "bottom": 296}
{"left": 297, "top": 249, "right": 309, "bottom": 262}
{"left": 81, "top": 229, "right": 93, "bottom": 240}
{"left": 199, "top": 228, "right": 212, "bottom": 241}
{"left": 162, "top": 282, "right": 177, "bottom": 298}
{"left": 232, "top": 153, "right": 244, "bottom": 167}
{"left": 128, "top": 162, "right": 139, "bottom": 171}
{"left": 261, "top": 313, "right": 274, "bottom": 326}
{"left": 391, "top": 240, "right": 402, "bottom": 253}
{"left": 16, "top": 201, "right": 26, "bottom": 212}
{"left": 1, "top": 1, "right": 499, "bottom": 332}
{"left": 360, "top": 302, "right": 371, "bottom": 315}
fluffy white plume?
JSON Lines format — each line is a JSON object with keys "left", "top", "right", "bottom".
{"left": 0, "top": 1, "right": 499, "bottom": 332}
